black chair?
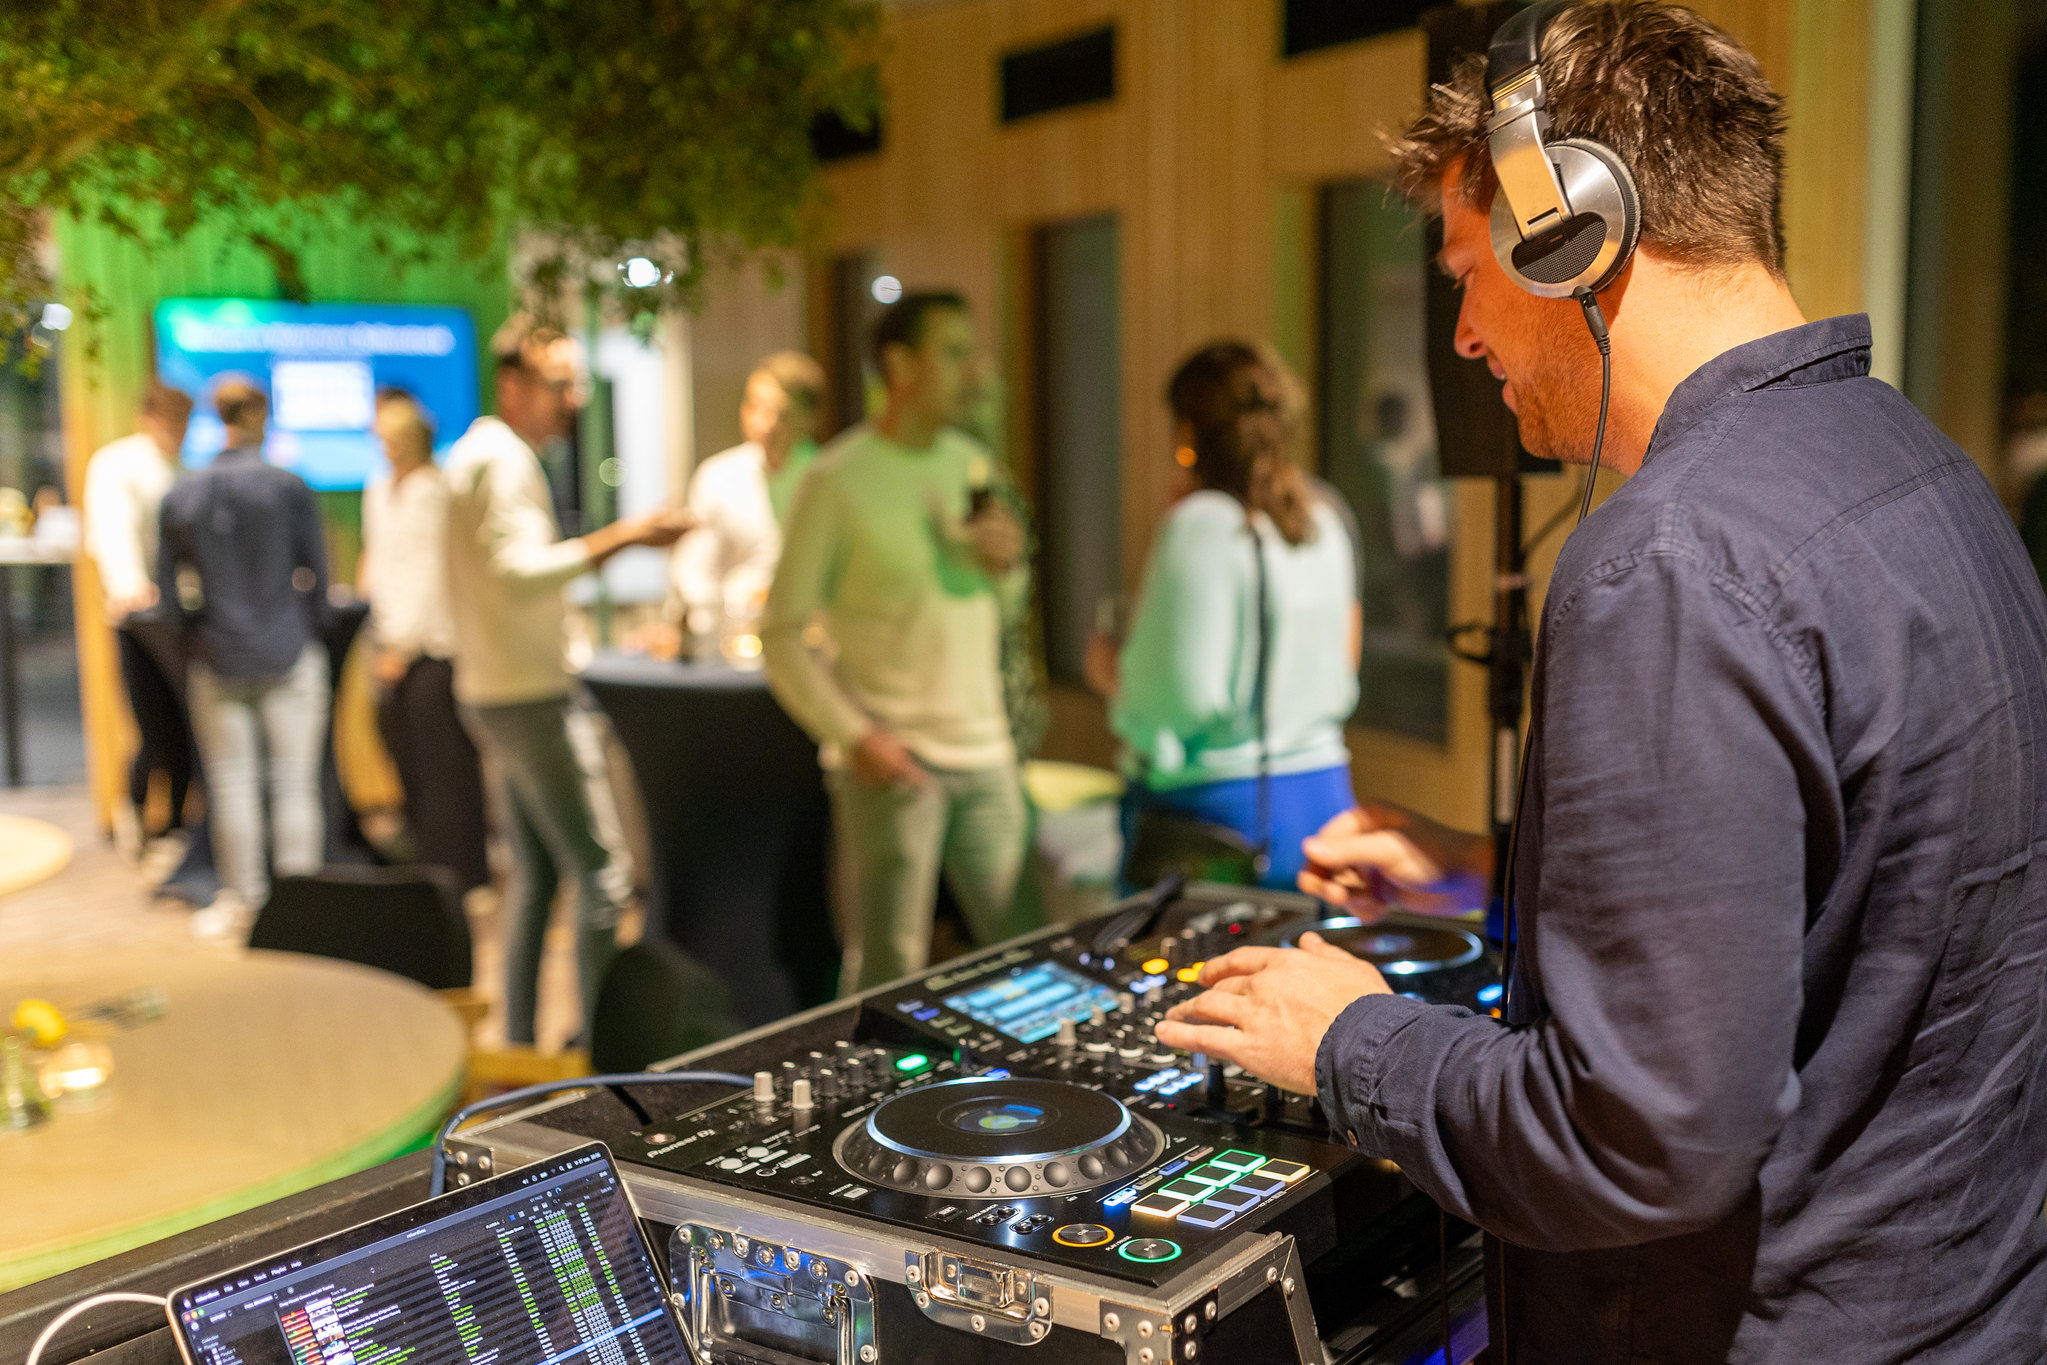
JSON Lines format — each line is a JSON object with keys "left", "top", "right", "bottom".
{"left": 589, "top": 938, "right": 739, "bottom": 1074}
{"left": 248, "top": 865, "right": 472, "bottom": 991}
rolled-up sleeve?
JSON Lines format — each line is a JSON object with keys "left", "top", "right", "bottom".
{"left": 1317, "top": 549, "right": 1822, "bottom": 1251}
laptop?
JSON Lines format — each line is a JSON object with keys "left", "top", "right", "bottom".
{"left": 167, "top": 1145, "right": 694, "bottom": 1365}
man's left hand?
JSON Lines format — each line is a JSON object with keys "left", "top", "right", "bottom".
{"left": 963, "top": 504, "right": 1024, "bottom": 577}
{"left": 1154, "top": 933, "right": 1391, "bottom": 1094}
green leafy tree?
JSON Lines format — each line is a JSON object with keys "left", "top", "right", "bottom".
{"left": 0, "top": 0, "right": 880, "bottom": 342}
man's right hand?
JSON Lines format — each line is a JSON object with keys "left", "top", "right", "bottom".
{"left": 107, "top": 585, "right": 158, "bottom": 620}
{"left": 1298, "top": 802, "right": 1491, "bottom": 917}
{"left": 849, "top": 730, "right": 928, "bottom": 789}
{"left": 623, "top": 508, "right": 694, "bottom": 549}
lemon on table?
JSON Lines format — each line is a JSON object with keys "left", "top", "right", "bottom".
{"left": 11, "top": 997, "right": 68, "bottom": 1047}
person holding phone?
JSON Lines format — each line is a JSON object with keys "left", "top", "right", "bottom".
{"left": 762, "top": 291, "right": 1041, "bottom": 993}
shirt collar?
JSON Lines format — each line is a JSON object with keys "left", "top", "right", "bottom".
{"left": 215, "top": 441, "right": 264, "bottom": 465}
{"left": 1647, "top": 314, "right": 1873, "bottom": 457}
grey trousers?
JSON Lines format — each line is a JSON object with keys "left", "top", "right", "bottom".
{"left": 830, "top": 760, "right": 1038, "bottom": 993}
{"left": 465, "top": 696, "right": 627, "bottom": 1045}
{"left": 187, "top": 643, "right": 330, "bottom": 907}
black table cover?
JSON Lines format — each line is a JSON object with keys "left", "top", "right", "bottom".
{"left": 580, "top": 652, "right": 837, "bottom": 1027}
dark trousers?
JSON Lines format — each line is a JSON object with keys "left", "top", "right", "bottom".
{"left": 116, "top": 624, "right": 193, "bottom": 833}
{"left": 376, "top": 655, "right": 491, "bottom": 893}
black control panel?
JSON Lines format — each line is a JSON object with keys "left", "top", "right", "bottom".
{"left": 613, "top": 891, "right": 1498, "bottom": 1290}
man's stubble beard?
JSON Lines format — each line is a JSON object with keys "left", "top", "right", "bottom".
{"left": 1510, "top": 334, "right": 1605, "bottom": 466}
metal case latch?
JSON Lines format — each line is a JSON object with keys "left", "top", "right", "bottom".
{"left": 672, "top": 1225, "right": 877, "bottom": 1364}
{"left": 906, "top": 1249, "right": 1052, "bottom": 1344}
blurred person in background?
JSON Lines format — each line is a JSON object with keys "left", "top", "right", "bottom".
{"left": 84, "top": 381, "right": 195, "bottom": 861}
{"left": 763, "top": 291, "right": 1040, "bottom": 992}
{"left": 669, "top": 350, "right": 825, "bottom": 647}
{"left": 2007, "top": 393, "right": 2047, "bottom": 587}
{"left": 359, "top": 387, "right": 490, "bottom": 895}
{"left": 1087, "top": 342, "right": 1359, "bottom": 891}
{"left": 444, "top": 317, "right": 691, "bottom": 1045}
{"left": 157, "top": 379, "right": 329, "bottom": 939}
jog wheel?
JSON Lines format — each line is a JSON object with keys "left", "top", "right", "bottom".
{"left": 834, "top": 1076, "right": 1163, "bottom": 1200}
{"left": 1277, "top": 917, "right": 1484, "bottom": 976}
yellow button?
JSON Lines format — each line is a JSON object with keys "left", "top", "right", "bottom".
{"left": 1053, "top": 1222, "right": 1116, "bottom": 1247}
{"left": 1175, "top": 962, "right": 1206, "bottom": 983}
{"left": 1141, "top": 958, "right": 1169, "bottom": 975}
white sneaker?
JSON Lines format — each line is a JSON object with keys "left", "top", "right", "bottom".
{"left": 191, "top": 891, "right": 254, "bottom": 945}
{"left": 139, "top": 831, "right": 191, "bottom": 887}
{"left": 111, "top": 804, "right": 143, "bottom": 863}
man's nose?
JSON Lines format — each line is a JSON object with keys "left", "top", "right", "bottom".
{"left": 1454, "top": 294, "right": 1486, "bottom": 361}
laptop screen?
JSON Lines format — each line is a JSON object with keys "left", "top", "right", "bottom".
{"left": 169, "top": 1145, "right": 690, "bottom": 1365}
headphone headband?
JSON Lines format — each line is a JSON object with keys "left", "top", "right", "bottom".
{"left": 1485, "top": 0, "right": 1558, "bottom": 94}
{"left": 1481, "top": 0, "right": 1639, "bottom": 299}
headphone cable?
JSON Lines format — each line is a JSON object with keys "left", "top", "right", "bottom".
{"left": 1488, "top": 293, "right": 1612, "bottom": 1365}
{"left": 1576, "top": 290, "right": 1612, "bottom": 523}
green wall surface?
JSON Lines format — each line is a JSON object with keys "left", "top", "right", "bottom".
{"left": 54, "top": 207, "right": 509, "bottom": 570}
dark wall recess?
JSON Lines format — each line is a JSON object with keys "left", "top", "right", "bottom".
{"left": 1000, "top": 27, "right": 1115, "bottom": 124}
{"left": 1282, "top": 0, "right": 1430, "bottom": 58}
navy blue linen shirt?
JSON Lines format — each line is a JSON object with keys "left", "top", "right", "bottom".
{"left": 1317, "top": 317, "right": 2047, "bottom": 1362}
{"left": 157, "top": 443, "right": 328, "bottom": 680}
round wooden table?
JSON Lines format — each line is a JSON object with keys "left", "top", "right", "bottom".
{"left": 0, "top": 948, "right": 465, "bottom": 1292}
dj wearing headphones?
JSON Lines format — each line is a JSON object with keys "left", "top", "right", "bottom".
{"left": 1156, "top": 4, "right": 2047, "bottom": 1361}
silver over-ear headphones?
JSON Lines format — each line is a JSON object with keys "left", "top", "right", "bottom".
{"left": 1484, "top": 0, "right": 1641, "bottom": 298}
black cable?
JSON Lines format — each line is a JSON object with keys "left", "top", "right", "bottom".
{"left": 427, "top": 1070, "right": 751, "bottom": 1197}
{"left": 1501, "top": 291, "right": 1610, "bottom": 1021}
{"left": 1522, "top": 468, "right": 1589, "bottom": 555}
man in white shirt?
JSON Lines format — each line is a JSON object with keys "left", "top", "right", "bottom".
{"left": 670, "top": 351, "right": 825, "bottom": 642}
{"left": 83, "top": 381, "right": 194, "bottom": 852}
{"left": 360, "top": 388, "right": 489, "bottom": 893}
{"left": 762, "top": 292, "right": 1039, "bottom": 992}
{"left": 444, "top": 317, "right": 691, "bottom": 1044}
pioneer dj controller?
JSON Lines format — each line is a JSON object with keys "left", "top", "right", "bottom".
{"left": 458, "top": 884, "right": 1499, "bottom": 1364}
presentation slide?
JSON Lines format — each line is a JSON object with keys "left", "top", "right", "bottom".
{"left": 154, "top": 299, "right": 479, "bottom": 490}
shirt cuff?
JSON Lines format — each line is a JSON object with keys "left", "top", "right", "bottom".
{"left": 1315, "top": 991, "right": 1435, "bottom": 1158}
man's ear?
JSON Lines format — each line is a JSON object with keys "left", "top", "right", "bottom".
{"left": 878, "top": 341, "right": 913, "bottom": 392}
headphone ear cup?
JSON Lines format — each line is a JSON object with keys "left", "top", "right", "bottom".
{"left": 1550, "top": 137, "right": 1640, "bottom": 291}
{"left": 1488, "top": 137, "right": 1642, "bottom": 297}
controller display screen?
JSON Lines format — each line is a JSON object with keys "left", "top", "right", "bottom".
{"left": 945, "top": 962, "right": 1116, "bottom": 1043}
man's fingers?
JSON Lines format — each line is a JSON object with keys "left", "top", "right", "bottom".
{"left": 1297, "top": 932, "right": 1361, "bottom": 963}
{"left": 1197, "top": 946, "right": 1283, "bottom": 984}
{"left": 1164, "top": 988, "right": 1253, "bottom": 1028}
{"left": 1153, "top": 1018, "right": 1246, "bottom": 1063}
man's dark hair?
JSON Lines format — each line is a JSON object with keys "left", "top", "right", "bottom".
{"left": 213, "top": 377, "right": 268, "bottom": 428}
{"left": 869, "top": 291, "right": 967, "bottom": 369}
{"left": 489, "top": 313, "right": 570, "bottom": 374}
{"left": 1389, "top": 2, "right": 1787, "bottom": 274}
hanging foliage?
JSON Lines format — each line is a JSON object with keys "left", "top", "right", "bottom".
{"left": 0, "top": 0, "right": 882, "bottom": 339}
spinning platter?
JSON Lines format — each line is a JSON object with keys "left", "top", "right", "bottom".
{"left": 834, "top": 1076, "right": 1164, "bottom": 1199}
{"left": 1278, "top": 917, "right": 1486, "bottom": 975}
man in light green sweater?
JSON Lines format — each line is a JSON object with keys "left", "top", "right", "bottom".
{"left": 763, "top": 292, "right": 1040, "bottom": 991}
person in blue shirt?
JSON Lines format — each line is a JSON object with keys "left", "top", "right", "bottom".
{"left": 1090, "top": 342, "right": 1358, "bottom": 890}
{"left": 1157, "top": 4, "right": 2047, "bottom": 1360}
{"left": 157, "top": 378, "right": 329, "bottom": 934}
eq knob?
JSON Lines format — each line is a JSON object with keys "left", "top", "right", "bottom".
{"left": 816, "top": 1067, "right": 840, "bottom": 1097}
{"left": 1056, "top": 1017, "right": 1078, "bottom": 1050}
{"left": 751, "top": 1071, "right": 775, "bottom": 1105}
{"left": 791, "top": 1078, "right": 814, "bottom": 1112}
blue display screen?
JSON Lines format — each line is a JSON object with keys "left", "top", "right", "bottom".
{"left": 945, "top": 961, "right": 1115, "bottom": 1044}
{"left": 155, "top": 298, "right": 479, "bottom": 491}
